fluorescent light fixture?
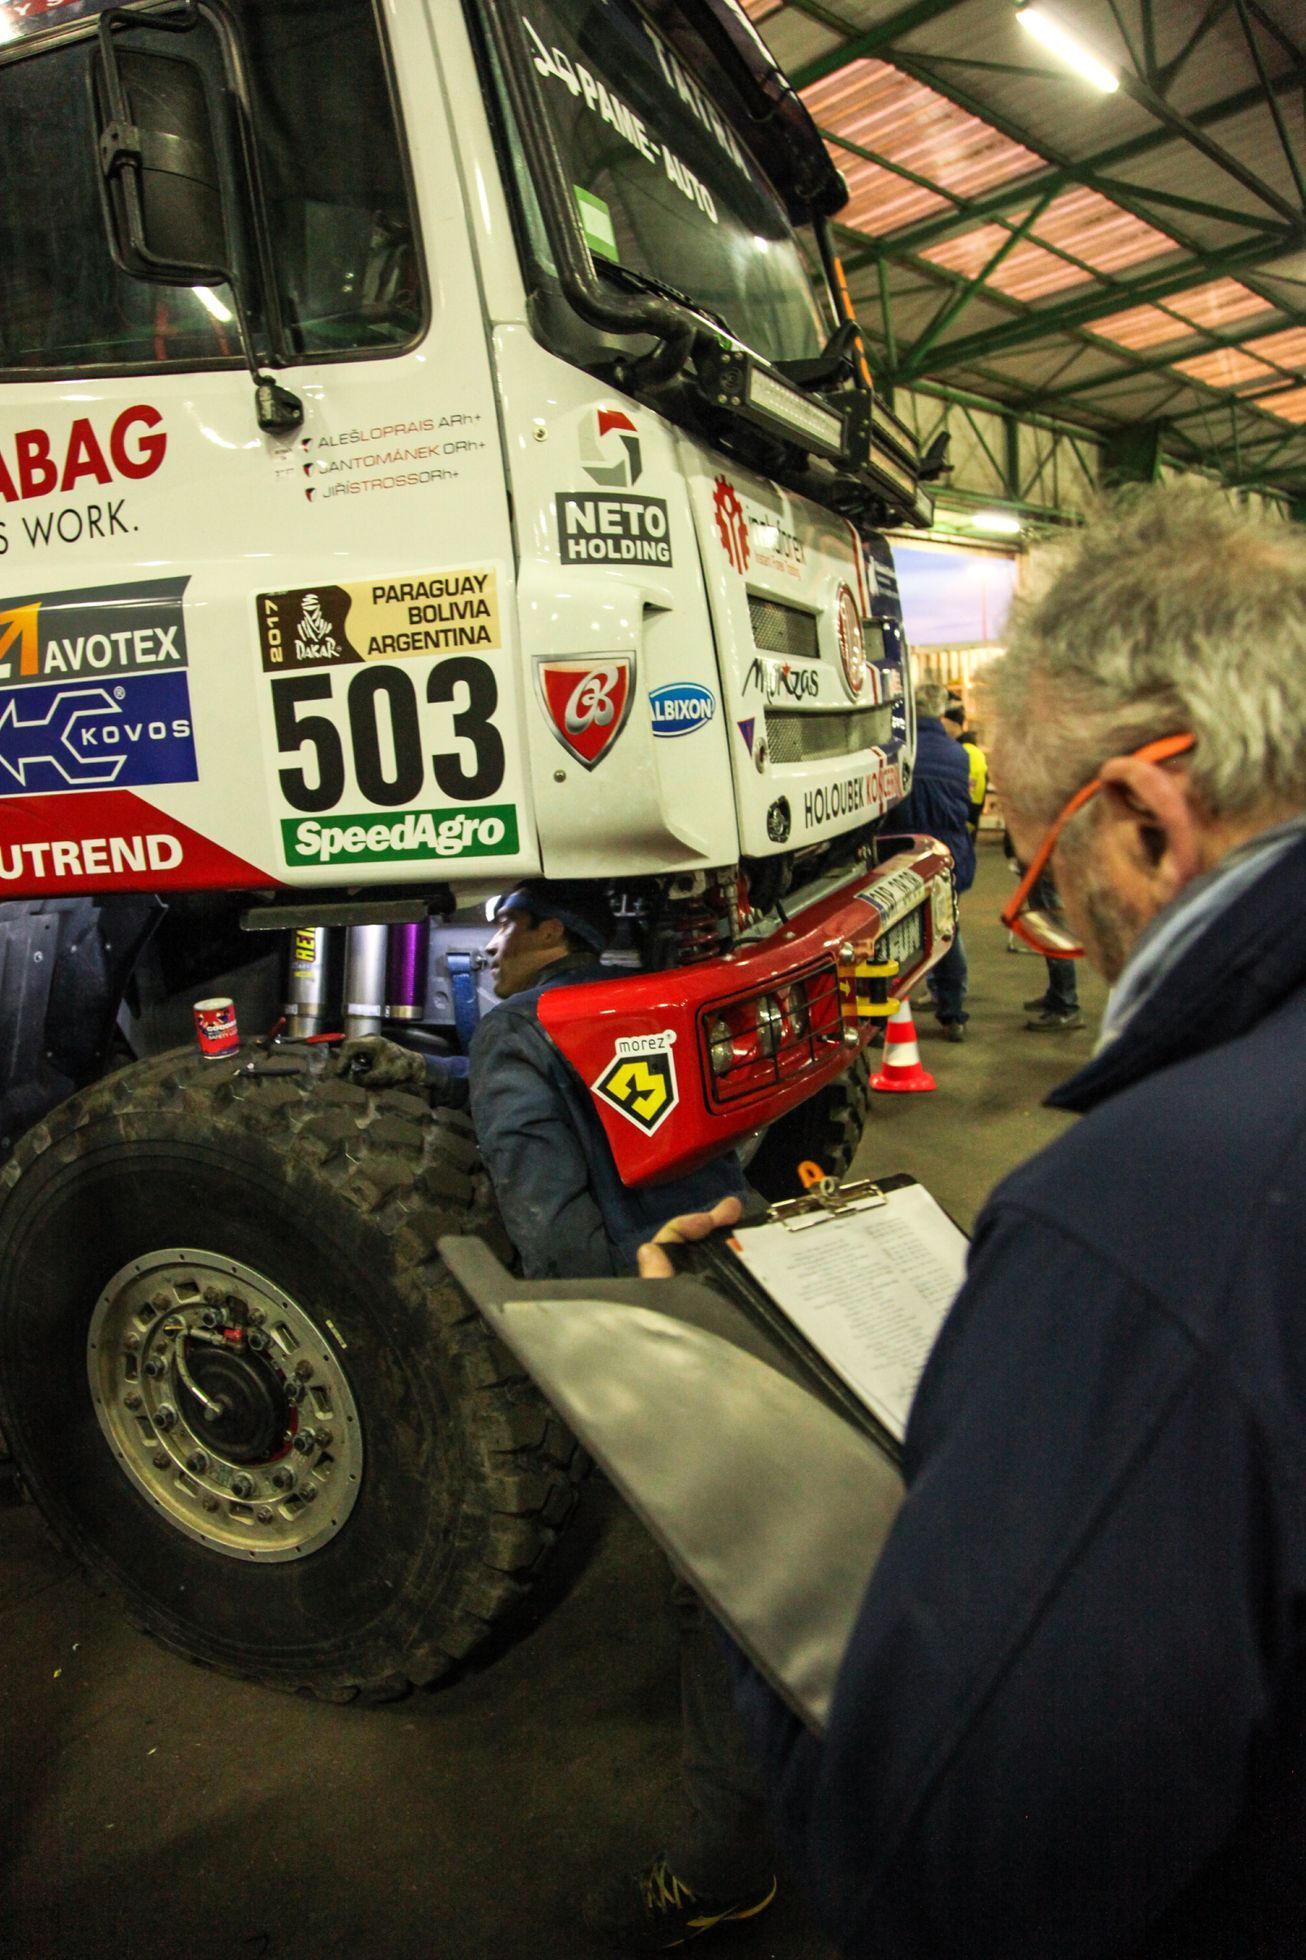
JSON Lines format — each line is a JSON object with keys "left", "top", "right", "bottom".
{"left": 745, "top": 366, "right": 845, "bottom": 454}
{"left": 972, "top": 509, "right": 1023, "bottom": 534}
{"left": 192, "top": 285, "right": 235, "bottom": 324}
{"left": 1017, "top": 6, "right": 1119, "bottom": 92}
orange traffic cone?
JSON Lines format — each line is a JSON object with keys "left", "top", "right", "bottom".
{"left": 870, "top": 997, "right": 936, "bottom": 1094}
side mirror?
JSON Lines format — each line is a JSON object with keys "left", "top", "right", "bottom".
{"left": 93, "top": 29, "right": 230, "bottom": 287}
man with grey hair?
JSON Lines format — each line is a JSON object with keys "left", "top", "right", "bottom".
{"left": 656, "top": 483, "right": 1306, "bottom": 1956}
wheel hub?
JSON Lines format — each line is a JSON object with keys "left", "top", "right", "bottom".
{"left": 87, "top": 1250, "right": 363, "bottom": 1563}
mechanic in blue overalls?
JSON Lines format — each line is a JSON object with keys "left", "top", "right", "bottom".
{"left": 344, "top": 879, "right": 779, "bottom": 1950}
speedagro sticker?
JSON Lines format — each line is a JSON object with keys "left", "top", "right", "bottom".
{"left": 592, "top": 1030, "right": 679, "bottom": 1134}
{"left": 283, "top": 805, "right": 519, "bottom": 868}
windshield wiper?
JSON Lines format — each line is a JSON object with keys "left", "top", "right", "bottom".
{"left": 595, "top": 260, "right": 729, "bottom": 336}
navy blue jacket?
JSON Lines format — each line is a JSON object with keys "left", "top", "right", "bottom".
{"left": 889, "top": 717, "right": 975, "bottom": 892}
{"left": 469, "top": 959, "right": 750, "bottom": 1279}
{"left": 738, "top": 832, "right": 1306, "bottom": 1957}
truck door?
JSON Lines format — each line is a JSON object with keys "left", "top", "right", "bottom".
{"left": 0, "top": 1, "right": 535, "bottom": 898}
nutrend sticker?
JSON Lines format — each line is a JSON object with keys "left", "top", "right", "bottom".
{"left": 0, "top": 577, "right": 196, "bottom": 795}
{"left": 592, "top": 1031, "right": 680, "bottom": 1134}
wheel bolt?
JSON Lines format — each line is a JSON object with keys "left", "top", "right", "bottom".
{"left": 256, "top": 1507, "right": 274, "bottom": 1525}
{"left": 143, "top": 1357, "right": 166, "bottom": 1379}
{"left": 151, "top": 1290, "right": 171, "bottom": 1312}
{"left": 293, "top": 1431, "right": 315, "bottom": 1455}
{"left": 231, "top": 1473, "right": 255, "bottom": 1500}
{"left": 284, "top": 1380, "right": 305, "bottom": 1406}
{"left": 186, "top": 1450, "right": 208, "bottom": 1474}
{"left": 200, "top": 1308, "right": 222, "bottom": 1330}
{"left": 203, "top": 1285, "right": 223, "bottom": 1306}
{"left": 155, "top": 1405, "right": 177, "bottom": 1431}
{"left": 315, "top": 1429, "right": 333, "bottom": 1449}
{"left": 294, "top": 1360, "right": 314, "bottom": 1382}
{"left": 301, "top": 1486, "right": 318, "bottom": 1504}
{"left": 272, "top": 1467, "right": 295, "bottom": 1490}
{"left": 124, "top": 1391, "right": 143, "bottom": 1411}
{"left": 203, "top": 1495, "right": 220, "bottom": 1513}
{"left": 124, "top": 1333, "right": 141, "bottom": 1352}
{"left": 153, "top": 1451, "right": 169, "bottom": 1470}
{"left": 247, "top": 1329, "right": 270, "bottom": 1353}
{"left": 247, "top": 1306, "right": 267, "bottom": 1327}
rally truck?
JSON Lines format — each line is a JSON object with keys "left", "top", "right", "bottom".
{"left": 0, "top": 0, "right": 954, "bottom": 1700}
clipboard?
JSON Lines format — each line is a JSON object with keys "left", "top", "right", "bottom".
{"left": 439, "top": 1173, "right": 968, "bottom": 1732}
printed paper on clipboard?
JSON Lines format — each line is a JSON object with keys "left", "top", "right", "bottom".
{"left": 725, "top": 1181, "right": 968, "bottom": 1443}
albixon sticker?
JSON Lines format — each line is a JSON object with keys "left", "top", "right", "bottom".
{"left": 650, "top": 682, "right": 715, "bottom": 738}
{"left": 0, "top": 576, "right": 195, "bottom": 795}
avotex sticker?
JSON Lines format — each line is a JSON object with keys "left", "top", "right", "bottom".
{"left": 592, "top": 1030, "right": 679, "bottom": 1134}
{"left": 0, "top": 577, "right": 196, "bottom": 796}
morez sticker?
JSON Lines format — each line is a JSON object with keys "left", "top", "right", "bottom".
{"left": 592, "top": 1031, "right": 679, "bottom": 1134}
{"left": 0, "top": 577, "right": 196, "bottom": 795}
{"left": 258, "top": 570, "right": 501, "bottom": 671}
{"left": 536, "top": 656, "right": 634, "bottom": 770}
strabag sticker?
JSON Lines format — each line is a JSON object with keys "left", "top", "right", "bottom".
{"left": 258, "top": 571, "right": 501, "bottom": 671}
{"left": 556, "top": 494, "right": 671, "bottom": 566}
{"left": 592, "top": 1031, "right": 679, "bottom": 1134}
{"left": 536, "top": 656, "right": 634, "bottom": 770}
{"left": 0, "top": 576, "right": 196, "bottom": 795}
{"left": 283, "top": 805, "right": 519, "bottom": 868}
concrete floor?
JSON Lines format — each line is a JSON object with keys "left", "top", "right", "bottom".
{"left": 0, "top": 840, "right": 1106, "bottom": 1960}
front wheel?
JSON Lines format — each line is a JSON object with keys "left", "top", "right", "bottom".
{"left": 0, "top": 1050, "right": 584, "bottom": 1700}
{"left": 744, "top": 1047, "right": 874, "bottom": 1200}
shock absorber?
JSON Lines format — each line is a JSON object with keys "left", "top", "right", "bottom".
{"left": 283, "top": 926, "right": 331, "bottom": 1039}
{"left": 343, "top": 925, "right": 388, "bottom": 1037}
{"left": 385, "top": 921, "right": 428, "bottom": 1025}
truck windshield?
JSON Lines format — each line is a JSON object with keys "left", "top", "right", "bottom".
{"left": 513, "top": 0, "right": 828, "bottom": 365}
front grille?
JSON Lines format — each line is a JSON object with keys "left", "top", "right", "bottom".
{"left": 766, "top": 702, "right": 896, "bottom": 764}
{"left": 748, "top": 596, "right": 819, "bottom": 661}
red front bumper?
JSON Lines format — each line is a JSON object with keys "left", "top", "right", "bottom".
{"left": 538, "top": 838, "right": 956, "bottom": 1186}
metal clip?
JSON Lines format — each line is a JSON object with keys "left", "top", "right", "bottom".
{"left": 769, "top": 1172, "right": 886, "bottom": 1231}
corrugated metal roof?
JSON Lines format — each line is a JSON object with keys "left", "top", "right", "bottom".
{"left": 742, "top": 0, "right": 1306, "bottom": 495}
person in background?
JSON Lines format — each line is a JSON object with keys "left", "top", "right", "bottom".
{"left": 1021, "top": 869, "right": 1085, "bottom": 1031}
{"left": 654, "top": 482, "right": 1306, "bottom": 1958}
{"left": 942, "top": 700, "right": 988, "bottom": 836}
{"left": 892, "top": 682, "right": 976, "bottom": 1041}
{"left": 343, "top": 881, "right": 776, "bottom": 1949}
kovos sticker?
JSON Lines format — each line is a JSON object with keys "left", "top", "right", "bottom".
{"left": 649, "top": 682, "right": 715, "bottom": 738}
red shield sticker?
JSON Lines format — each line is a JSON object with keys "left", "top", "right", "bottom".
{"left": 536, "top": 656, "right": 635, "bottom": 770}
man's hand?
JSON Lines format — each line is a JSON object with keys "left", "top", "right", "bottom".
{"left": 337, "top": 1036, "right": 427, "bottom": 1089}
{"left": 637, "top": 1195, "right": 744, "bottom": 1278}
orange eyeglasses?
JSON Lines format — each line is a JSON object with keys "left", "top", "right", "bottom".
{"left": 1000, "top": 732, "right": 1197, "bottom": 958}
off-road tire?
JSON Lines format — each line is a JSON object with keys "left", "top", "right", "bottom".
{"left": 0, "top": 1047, "right": 585, "bottom": 1701}
{"left": 744, "top": 1047, "right": 874, "bottom": 1200}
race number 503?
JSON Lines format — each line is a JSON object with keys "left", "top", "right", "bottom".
{"left": 270, "top": 657, "right": 505, "bottom": 812}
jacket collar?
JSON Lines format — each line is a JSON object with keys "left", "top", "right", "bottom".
{"left": 1049, "top": 830, "right": 1306, "bottom": 1115}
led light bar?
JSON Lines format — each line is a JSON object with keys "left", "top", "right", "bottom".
{"left": 744, "top": 364, "right": 847, "bottom": 458}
